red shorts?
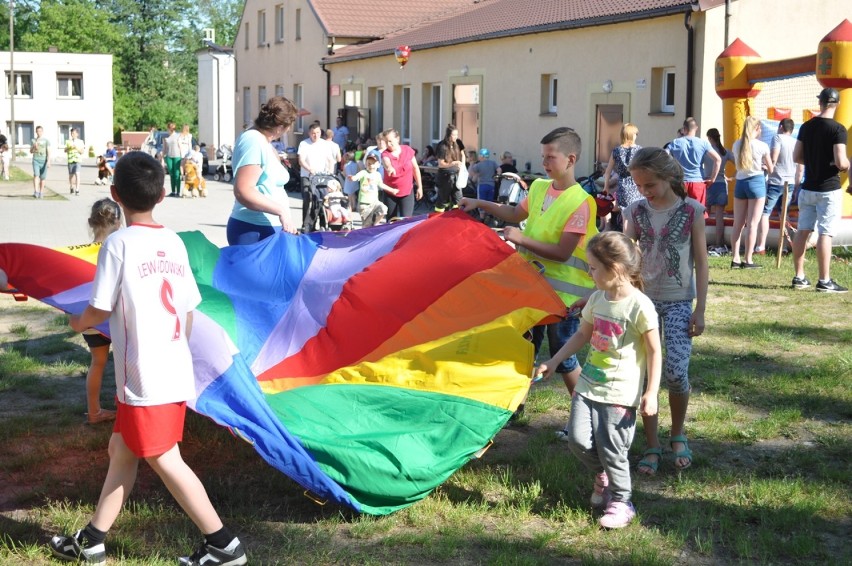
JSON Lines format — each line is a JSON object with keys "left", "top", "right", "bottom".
{"left": 684, "top": 181, "right": 709, "bottom": 216}
{"left": 114, "top": 401, "right": 186, "bottom": 458}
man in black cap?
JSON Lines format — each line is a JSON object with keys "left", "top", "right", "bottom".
{"left": 791, "top": 88, "right": 849, "bottom": 293}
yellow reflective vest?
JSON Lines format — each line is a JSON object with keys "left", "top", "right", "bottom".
{"left": 518, "top": 178, "right": 598, "bottom": 306}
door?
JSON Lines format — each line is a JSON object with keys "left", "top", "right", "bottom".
{"left": 595, "top": 104, "right": 623, "bottom": 172}
{"left": 453, "top": 83, "right": 480, "bottom": 153}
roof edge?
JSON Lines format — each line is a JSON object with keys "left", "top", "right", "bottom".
{"left": 323, "top": 4, "right": 695, "bottom": 65}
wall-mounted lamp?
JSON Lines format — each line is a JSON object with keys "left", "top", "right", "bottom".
{"left": 602, "top": 79, "right": 613, "bottom": 94}
{"left": 461, "top": 65, "right": 469, "bottom": 77}
{"left": 347, "top": 75, "right": 354, "bottom": 84}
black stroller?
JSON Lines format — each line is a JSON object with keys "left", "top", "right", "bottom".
{"left": 484, "top": 172, "right": 528, "bottom": 229}
{"left": 308, "top": 173, "right": 343, "bottom": 232}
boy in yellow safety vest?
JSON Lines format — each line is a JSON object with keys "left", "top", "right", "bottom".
{"left": 460, "top": 127, "right": 598, "bottom": 409}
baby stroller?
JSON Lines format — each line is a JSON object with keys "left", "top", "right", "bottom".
{"left": 485, "top": 172, "right": 528, "bottom": 229}
{"left": 213, "top": 144, "right": 233, "bottom": 182}
{"left": 309, "top": 173, "right": 341, "bottom": 231}
{"left": 322, "top": 185, "right": 353, "bottom": 232}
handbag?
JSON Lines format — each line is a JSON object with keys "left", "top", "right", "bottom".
{"left": 455, "top": 166, "right": 469, "bottom": 190}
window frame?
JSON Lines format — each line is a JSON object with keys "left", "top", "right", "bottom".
{"left": 244, "top": 22, "right": 250, "bottom": 50}
{"left": 293, "top": 84, "right": 304, "bottom": 133}
{"left": 6, "top": 71, "right": 33, "bottom": 98}
{"left": 275, "top": 4, "right": 285, "bottom": 43}
{"left": 430, "top": 84, "right": 442, "bottom": 145}
{"left": 257, "top": 10, "right": 266, "bottom": 46}
{"left": 295, "top": 9, "right": 301, "bottom": 41}
{"left": 242, "top": 86, "right": 251, "bottom": 128}
{"left": 57, "top": 74, "right": 83, "bottom": 99}
{"left": 661, "top": 68, "right": 676, "bottom": 113}
{"left": 400, "top": 86, "right": 411, "bottom": 144}
{"left": 548, "top": 75, "right": 558, "bottom": 114}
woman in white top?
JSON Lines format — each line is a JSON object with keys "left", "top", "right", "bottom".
{"left": 730, "top": 116, "right": 773, "bottom": 269}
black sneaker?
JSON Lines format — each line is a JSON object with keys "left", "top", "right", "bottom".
{"left": 49, "top": 530, "right": 106, "bottom": 565}
{"left": 815, "top": 279, "right": 848, "bottom": 293}
{"left": 179, "top": 537, "right": 247, "bottom": 566}
{"left": 791, "top": 276, "right": 811, "bottom": 289}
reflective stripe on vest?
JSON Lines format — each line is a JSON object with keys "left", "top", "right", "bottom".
{"left": 519, "top": 178, "right": 598, "bottom": 305}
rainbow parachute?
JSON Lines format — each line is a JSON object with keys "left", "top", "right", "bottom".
{"left": 0, "top": 211, "right": 564, "bottom": 514}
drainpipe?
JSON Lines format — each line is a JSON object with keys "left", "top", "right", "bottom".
{"left": 684, "top": 10, "right": 695, "bottom": 118}
{"left": 323, "top": 36, "right": 334, "bottom": 128}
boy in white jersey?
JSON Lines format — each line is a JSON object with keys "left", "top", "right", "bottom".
{"left": 49, "top": 152, "right": 247, "bottom": 566}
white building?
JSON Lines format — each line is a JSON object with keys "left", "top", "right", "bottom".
{"left": 197, "top": 47, "right": 236, "bottom": 156}
{"left": 0, "top": 51, "right": 113, "bottom": 156}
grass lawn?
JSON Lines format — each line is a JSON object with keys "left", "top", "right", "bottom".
{"left": 0, "top": 248, "right": 850, "bottom": 565}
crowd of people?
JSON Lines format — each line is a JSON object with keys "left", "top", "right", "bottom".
{"left": 35, "top": 87, "right": 848, "bottom": 563}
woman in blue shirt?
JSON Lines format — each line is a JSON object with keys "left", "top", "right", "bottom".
{"left": 227, "top": 96, "right": 300, "bottom": 245}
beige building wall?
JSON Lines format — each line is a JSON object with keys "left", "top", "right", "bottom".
{"left": 235, "top": 0, "right": 331, "bottom": 145}
{"left": 329, "top": 15, "right": 695, "bottom": 178}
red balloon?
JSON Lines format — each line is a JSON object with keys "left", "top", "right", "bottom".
{"left": 394, "top": 45, "right": 411, "bottom": 68}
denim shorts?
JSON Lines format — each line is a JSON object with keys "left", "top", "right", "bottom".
{"left": 734, "top": 175, "right": 766, "bottom": 199}
{"left": 706, "top": 181, "right": 728, "bottom": 207}
{"left": 796, "top": 189, "right": 842, "bottom": 236}
{"left": 532, "top": 315, "right": 581, "bottom": 374}
{"left": 763, "top": 183, "right": 791, "bottom": 215}
{"left": 32, "top": 158, "right": 48, "bottom": 180}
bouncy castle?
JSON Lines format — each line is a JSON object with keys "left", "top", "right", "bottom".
{"left": 714, "top": 19, "right": 851, "bottom": 247}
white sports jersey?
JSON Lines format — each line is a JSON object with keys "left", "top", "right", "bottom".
{"left": 90, "top": 224, "right": 201, "bottom": 406}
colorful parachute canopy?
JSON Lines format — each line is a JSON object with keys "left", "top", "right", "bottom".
{"left": 0, "top": 211, "right": 564, "bottom": 514}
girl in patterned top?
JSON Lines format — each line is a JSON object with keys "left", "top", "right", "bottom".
{"left": 623, "top": 147, "right": 709, "bottom": 475}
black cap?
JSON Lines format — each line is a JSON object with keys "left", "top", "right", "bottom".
{"left": 817, "top": 88, "right": 839, "bottom": 104}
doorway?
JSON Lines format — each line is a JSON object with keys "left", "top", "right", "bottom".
{"left": 595, "top": 104, "right": 623, "bottom": 173}
{"left": 453, "top": 83, "right": 480, "bottom": 153}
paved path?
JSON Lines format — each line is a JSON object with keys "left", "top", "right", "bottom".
{"left": 0, "top": 157, "right": 304, "bottom": 248}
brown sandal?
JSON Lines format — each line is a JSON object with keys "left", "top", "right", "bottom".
{"left": 86, "top": 409, "right": 116, "bottom": 425}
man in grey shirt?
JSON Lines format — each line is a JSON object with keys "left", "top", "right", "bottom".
{"left": 755, "top": 118, "right": 803, "bottom": 254}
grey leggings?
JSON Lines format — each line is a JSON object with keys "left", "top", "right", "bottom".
{"left": 653, "top": 300, "right": 693, "bottom": 395}
{"left": 564, "top": 393, "right": 636, "bottom": 502}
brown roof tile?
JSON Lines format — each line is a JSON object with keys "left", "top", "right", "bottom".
{"left": 325, "top": 0, "right": 714, "bottom": 61}
{"left": 311, "top": 0, "right": 477, "bottom": 38}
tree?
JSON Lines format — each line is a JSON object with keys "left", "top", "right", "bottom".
{"left": 197, "top": 0, "right": 242, "bottom": 47}
{"left": 0, "top": 0, "right": 40, "bottom": 51}
{"left": 5, "top": 0, "right": 242, "bottom": 138}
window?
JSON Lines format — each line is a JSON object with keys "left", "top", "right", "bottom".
{"left": 540, "top": 74, "right": 557, "bottom": 114}
{"left": 258, "top": 86, "right": 267, "bottom": 107}
{"left": 243, "top": 87, "right": 251, "bottom": 127}
{"left": 244, "top": 22, "right": 249, "bottom": 50}
{"left": 6, "top": 72, "right": 32, "bottom": 98}
{"left": 257, "top": 10, "right": 266, "bottom": 46}
{"left": 57, "top": 74, "right": 83, "bottom": 99}
{"left": 58, "top": 123, "right": 85, "bottom": 146}
{"left": 275, "top": 84, "right": 284, "bottom": 97}
{"left": 650, "top": 67, "right": 676, "bottom": 114}
{"left": 295, "top": 9, "right": 301, "bottom": 41}
{"left": 275, "top": 5, "right": 285, "bottom": 42}
{"left": 343, "top": 88, "right": 361, "bottom": 108}
{"left": 662, "top": 68, "right": 676, "bottom": 113}
{"left": 293, "top": 84, "right": 304, "bottom": 132}
{"left": 373, "top": 88, "right": 384, "bottom": 135}
{"left": 7, "top": 121, "right": 34, "bottom": 145}
{"left": 430, "top": 84, "right": 442, "bottom": 144}
{"left": 400, "top": 86, "right": 411, "bottom": 144}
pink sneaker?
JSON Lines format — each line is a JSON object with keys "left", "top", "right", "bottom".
{"left": 590, "top": 472, "right": 611, "bottom": 508}
{"left": 599, "top": 500, "right": 635, "bottom": 529}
